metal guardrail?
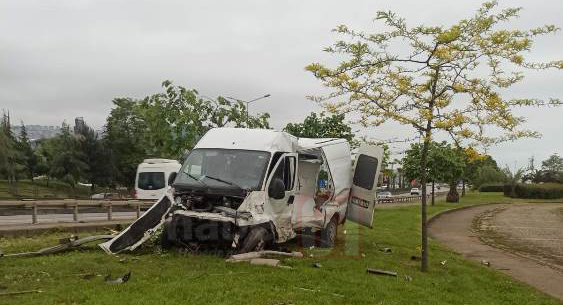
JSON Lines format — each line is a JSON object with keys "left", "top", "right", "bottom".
{"left": 1, "top": 192, "right": 449, "bottom": 225}
{"left": 0, "top": 200, "right": 154, "bottom": 224}
{"left": 376, "top": 191, "right": 449, "bottom": 204}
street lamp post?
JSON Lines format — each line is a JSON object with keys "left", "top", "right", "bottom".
{"left": 226, "top": 94, "right": 271, "bottom": 118}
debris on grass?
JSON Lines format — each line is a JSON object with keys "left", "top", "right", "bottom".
{"left": 0, "top": 290, "right": 42, "bottom": 297}
{"left": 226, "top": 250, "right": 303, "bottom": 262}
{"left": 404, "top": 275, "right": 413, "bottom": 282}
{"left": 312, "top": 263, "right": 322, "bottom": 268}
{"left": 366, "top": 268, "right": 397, "bottom": 277}
{"left": 1, "top": 235, "right": 115, "bottom": 258}
{"left": 410, "top": 255, "right": 421, "bottom": 261}
{"left": 440, "top": 260, "right": 447, "bottom": 266}
{"left": 104, "top": 271, "right": 131, "bottom": 284}
{"left": 481, "top": 260, "right": 491, "bottom": 267}
{"left": 379, "top": 248, "right": 392, "bottom": 253}
{"left": 250, "top": 258, "right": 280, "bottom": 267}
{"left": 294, "top": 286, "right": 344, "bottom": 298}
{"left": 81, "top": 273, "right": 98, "bottom": 280}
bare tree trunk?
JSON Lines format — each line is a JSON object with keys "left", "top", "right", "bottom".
{"left": 420, "top": 131, "right": 431, "bottom": 272}
{"left": 447, "top": 181, "right": 459, "bottom": 203}
{"left": 431, "top": 181, "right": 435, "bottom": 206}
{"left": 462, "top": 180, "right": 466, "bottom": 196}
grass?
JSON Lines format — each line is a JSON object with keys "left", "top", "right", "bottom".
{"left": 0, "top": 180, "right": 108, "bottom": 200}
{"left": 0, "top": 192, "right": 561, "bottom": 305}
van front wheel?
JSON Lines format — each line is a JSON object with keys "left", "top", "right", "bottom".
{"left": 239, "top": 226, "right": 270, "bottom": 253}
{"left": 320, "top": 217, "right": 337, "bottom": 248}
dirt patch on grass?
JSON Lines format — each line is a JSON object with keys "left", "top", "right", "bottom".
{"left": 473, "top": 203, "right": 563, "bottom": 271}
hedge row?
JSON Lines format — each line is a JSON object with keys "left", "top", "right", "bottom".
{"left": 479, "top": 184, "right": 505, "bottom": 192}
{"left": 504, "top": 183, "right": 563, "bottom": 199}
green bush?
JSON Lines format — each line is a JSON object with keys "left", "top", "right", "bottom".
{"left": 507, "top": 183, "right": 563, "bottom": 199}
{"left": 479, "top": 183, "right": 505, "bottom": 192}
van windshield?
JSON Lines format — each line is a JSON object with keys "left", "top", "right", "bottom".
{"left": 137, "top": 172, "right": 165, "bottom": 190}
{"left": 176, "top": 149, "right": 270, "bottom": 191}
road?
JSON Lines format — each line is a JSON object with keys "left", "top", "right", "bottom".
{"left": 429, "top": 203, "right": 563, "bottom": 301}
{"left": 0, "top": 212, "right": 141, "bottom": 226}
{"left": 388, "top": 186, "right": 450, "bottom": 197}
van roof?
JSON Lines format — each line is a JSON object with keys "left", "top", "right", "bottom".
{"left": 142, "top": 159, "right": 180, "bottom": 164}
{"left": 195, "top": 128, "right": 348, "bottom": 153}
{"left": 195, "top": 128, "right": 297, "bottom": 153}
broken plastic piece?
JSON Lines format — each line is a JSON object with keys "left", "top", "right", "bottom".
{"left": 250, "top": 258, "right": 280, "bottom": 267}
{"left": 105, "top": 271, "right": 131, "bottom": 284}
{"left": 0, "top": 290, "right": 42, "bottom": 297}
{"left": 226, "top": 250, "right": 303, "bottom": 262}
{"left": 366, "top": 268, "right": 397, "bottom": 277}
{"left": 1, "top": 235, "right": 114, "bottom": 258}
{"left": 99, "top": 195, "right": 172, "bottom": 254}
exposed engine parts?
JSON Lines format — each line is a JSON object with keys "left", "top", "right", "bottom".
{"left": 174, "top": 194, "right": 244, "bottom": 213}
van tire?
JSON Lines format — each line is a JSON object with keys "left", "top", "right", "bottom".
{"left": 320, "top": 217, "right": 337, "bottom": 248}
{"left": 239, "top": 226, "right": 270, "bottom": 253}
{"left": 160, "top": 224, "right": 174, "bottom": 250}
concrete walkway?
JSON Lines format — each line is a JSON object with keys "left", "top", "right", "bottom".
{"left": 429, "top": 204, "right": 563, "bottom": 301}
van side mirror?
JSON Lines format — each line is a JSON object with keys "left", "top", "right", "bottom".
{"left": 268, "top": 178, "right": 285, "bottom": 200}
{"left": 168, "top": 172, "right": 178, "bottom": 186}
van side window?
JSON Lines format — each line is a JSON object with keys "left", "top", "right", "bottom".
{"left": 353, "top": 155, "right": 378, "bottom": 190}
{"left": 272, "top": 156, "right": 296, "bottom": 191}
{"left": 284, "top": 156, "right": 296, "bottom": 191}
{"left": 315, "top": 161, "right": 334, "bottom": 205}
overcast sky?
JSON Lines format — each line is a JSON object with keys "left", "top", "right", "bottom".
{"left": 1, "top": 0, "right": 562, "bottom": 168}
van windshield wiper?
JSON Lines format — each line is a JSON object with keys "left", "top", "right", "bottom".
{"left": 184, "top": 172, "right": 209, "bottom": 189}
{"left": 203, "top": 175, "right": 248, "bottom": 192}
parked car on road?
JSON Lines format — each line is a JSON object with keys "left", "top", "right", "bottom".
{"left": 377, "top": 191, "right": 393, "bottom": 199}
{"left": 410, "top": 188, "right": 421, "bottom": 195}
{"left": 90, "top": 193, "right": 120, "bottom": 200}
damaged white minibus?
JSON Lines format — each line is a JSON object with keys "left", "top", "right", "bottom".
{"left": 100, "top": 128, "right": 383, "bottom": 254}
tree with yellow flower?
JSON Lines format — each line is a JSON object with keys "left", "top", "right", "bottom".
{"left": 306, "top": 1, "right": 562, "bottom": 271}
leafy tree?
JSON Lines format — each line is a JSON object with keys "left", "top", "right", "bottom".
{"left": 0, "top": 111, "right": 21, "bottom": 184}
{"left": 402, "top": 141, "right": 465, "bottom": 204}
{"left": 104, "top": 98, "right": 147, "bottom": 189}
{"left": 36, "top": 137, "right": 61, "bottom": 186}
{"left": 461, "top": 151, "right": 500, "bottom": 193}
{"left": 17, "top": 122, "right": 39, "bottom": 182}
{"left": 77, "top": 124, "right": 112, "bottom": 192}
{"left": 522, "top": 153, "right": 563, "bottom": 183}
{"left": 49, "top": 123, "right": 88, "bottom": 195}
{"left": 305, "top": 1, "right": 562, "bottom": 271}
{"left": 473, "top": 165, "right": 505, "bottom": 188}
{"left": 542, "top": 153, "right": 563, "bottom": 172}
{"left": 283, "top": 112, "right": 354, "bottom": 143}
{"left": 105, "top": 80, "right": 271, "bottom": 188}
{"left": 503, "top": 165, "right": 525, "bottom": 197}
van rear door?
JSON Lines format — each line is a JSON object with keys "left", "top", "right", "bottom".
{"left": 346, "top": 144, "right": 384, "bottom": 228}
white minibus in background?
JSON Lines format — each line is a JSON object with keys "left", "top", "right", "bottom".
{"left": 134, "top": 159, "right": 181, "bottom": 200}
